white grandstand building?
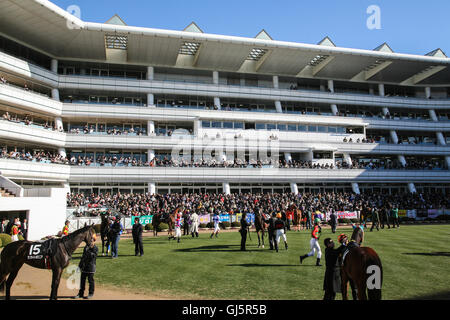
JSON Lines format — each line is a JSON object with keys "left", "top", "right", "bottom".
{"left": 0, "top": 0, "right": 449, "bottom": 238}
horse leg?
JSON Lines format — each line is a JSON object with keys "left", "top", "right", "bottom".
{"left": 50, "top": 268, "right": 63, "bottom": 300}
{"left": 349, "top": 279, "right": 358, "bottom": 300}
{"left": 4, "top": 263, "right": 23, "bottom": 301}
{"left": 356, "top": 279, "right": 367, "bottom": 300}
{"left": 341, "top": 270, "right": 349, "bottom": 300}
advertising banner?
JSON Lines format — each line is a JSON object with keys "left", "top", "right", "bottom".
{"left": 219, "top": 214, "right": 231, "bottom": 223}
{"left": 131, "top": 215, "right": 153, "bottom": 226}
{"left": 398, "top": 210, "right": 407, "bottom": 217}
{"left": 428, "top": 209, "right": 439, "bottom": 219}
{"left": 235, "top": 213, "right": 255, "bottom": 225}
{"left": 335, "top": 211, "right": 359, "bottom": 220}
{"left": 198, "top": 215, "right": 210, "bottom": 224}
{"left": 407, "top": 210, "right": 417, "bottom": 219}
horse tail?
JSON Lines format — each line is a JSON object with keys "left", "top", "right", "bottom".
{"left": 364, "top": 248, "right": 382, "bottom": 300}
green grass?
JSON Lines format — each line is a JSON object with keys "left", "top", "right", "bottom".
{"left": 71, "top": 225, "right": 450, "bottom": 300}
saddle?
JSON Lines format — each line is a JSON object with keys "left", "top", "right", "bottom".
{"left": 340, "top": 241, "right": 360, "bottom": 266}
{"left": 27, "top": 238, "right": 59, "bottom": 269}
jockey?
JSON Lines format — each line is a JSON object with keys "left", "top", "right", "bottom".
{"left": 210, "top": 212, "right": 220, "bottom": 239}
{"left": 300, "top": 218, "right": 322, "bottom": 266}
{"left": 11, "top": 221, "right": 20, "bottom": 242}
{"left": 274, "top": 212, "right": 288, "bottom": 252}
{"left": 62, "top": 220, "right": 70, "bottom": 237}
{"left": 174, "top": 212, "right": 182, "bottom": 243}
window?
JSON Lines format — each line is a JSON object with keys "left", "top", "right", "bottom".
{"left": 298, "top": 125, "right": 307, "bottom": 132}
{"left": 328, "top": 126, "right": 337, "bottom": 133}
{"left": 202, "top": 121, "right": 211, "bottom": 128}
{"left": 307, "top": 125, "right": 317, "bottom": 132}
{"left": 212, "top": 122, "right": 222, "bottom": 128}
{"left": 288, "top": 124, "right": 297, "bottom": 131}
{"left": 255, "top": 123, "right": 266, "bottom": 130}
{"left": 318, "top": 126, "right": 327, "bottom": 133}
{"left": 277, "top": 124, "right": 287, "bottom": 131}
{"left": 337, "top": 127, "right": 345, "bottom": 134}
{"left": 234, "top": 122, "right": 244, "bottom": 129}
{"left": 267, "top": 124, "right": 276, "bottom": 131}
{"left": 223, "top": 122, "right": 233, "bottom": 129}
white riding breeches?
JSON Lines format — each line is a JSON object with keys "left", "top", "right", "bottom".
{"left": 308, "top": 238, "right": 322, "bottom": 259}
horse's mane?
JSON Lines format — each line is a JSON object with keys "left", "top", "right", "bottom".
{"left": 65, "top": 225, "right": 92, "bottom": 240}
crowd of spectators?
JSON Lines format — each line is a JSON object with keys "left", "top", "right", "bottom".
{"left": 66, "top": 191, "right": 450, "bottom": 218}
{"left": 1, "top": 147, "right": 68, "bottom": 164}
{"left": 2, "top": 111, "right": 63, "bottom": 132}
{"left": 69, "top": 124, "right": 147, "bottom": 136}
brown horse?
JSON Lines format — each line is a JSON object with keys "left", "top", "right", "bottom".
{"left": 152, "top": 207, "right": 179, "bottom": 239}
{"left": 254, "top": 210, "right": 268, "bottom": 248}
{"left": 341, "top": 226, "right": 383, "bottom": 300}
{"left": 0, "top": 225, "right": 96, "bottom": 300}
{"left": 290, "top": 204, "right": 303, "bottom": 231}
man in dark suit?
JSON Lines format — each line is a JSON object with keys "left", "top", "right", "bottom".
{"left": 132, "top": 217, "right": 144, "bottom": 256}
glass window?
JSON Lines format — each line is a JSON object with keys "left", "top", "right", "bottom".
{"left": 318, "top": 126, "right": 327, "bottom": 133}
{"left": 202, "top": 121, "right": 211, "bottom": 128}
{"left": 307, "top": 125, "right": 317, "bottom": 132}
{"left": 277, "top": 124, "right": 287, "bottom": 131}
{"left": 223, "top": 122, "right": 233, "bottom": 129}
{"left": 298, "top": 125, "right": 307, "bottom": 132}
{"left": 328, "top": 126, "right": 337, "bottom": 133}
{"left": 256, "top": 123, "right": 266, "bottom": 130}
{"left": 234, "top": 122, "right": 244, "bottom": 129}
{"left": 212, "top": 122, "right": 222, "bottom": 128}
{"left": 337, "top": 127, "right": 345, "bottom": 133}
{"left": 288, "top": 124, "right": 297, "bottom": 131}
{"left": 267, "top": 124, "right": 276, "bottom": 131}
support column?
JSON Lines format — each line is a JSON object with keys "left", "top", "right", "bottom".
{"left": 147, "top": 66, "right": 154, "bottom": 81}
{"left": 222, "top": 182, "right": 231, "bottom": 195}
{"left": 147, "top": 182, "right": 156, "bottom": 195}
{"left": 407, "top": 182, "right": 417, "bottom": 194}
{"left": 389, "top": 130, "right": 399, "bottom": 144}
{"left": 58, "top": 147, "right": 66, "bottom": 158}
{"left": 51, "top": 59, "right": 58, "bottom": 73}
{"left": 147, "top": 93, "right": 154, "bottom": 107}
{"left": 342, "top": 153, "right": 352, "bottom": 166}
{"left": 290, "top": 182, "right": 298, "bottom": 195}
{"left": 378, "top": 83, "right": 385, "bottom": 97}
{"left": 51, "top": 88, "right": 60, "bottom": 101}
{"left": 284, "top": 152, "right": 292, "bottom": 163}
{"left": 193, "top": 119, "right": 201, "bottom": 137}
{"left": 214, "top": 97, "right": 221, "bottom": 110}
{"left": 351, "top": 182, "right": 360, "bottom": 195}
{"left": 147, "top": 120, "right": 155, "bottom": 136}
{"left": 55, "top": 117, "right": 63, "bottom": 132}
{"left": 213, "top": 71, "right": 219, "bottom": 85}
{"left": 436, "top": 132, "right": 446, "bottom": 146}
{"left": 147, "top": 149, "right": 155, "bottom": 162}
{"left": 428, "top": 109, "right": 438, "bottom": 122}
{"left": 327, "top": 79, "right": 334, "bottom": 93}
{"left": 330, "top": 104, "right": 338, "bottom": 116}
{"left": 397, "top": 155, "right": 407, "bottom": 168}
{"left": 275, "top": 101, "right": 283, "bottom": 113}
{"left": 425, "top": 87, "right": 431, "bottom": 99}
{"left": 273, "top": 75, "right": 279, "bottom": 89}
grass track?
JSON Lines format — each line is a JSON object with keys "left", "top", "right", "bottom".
{"left": 71, "top": 225, "right": 450, "bottom": 300}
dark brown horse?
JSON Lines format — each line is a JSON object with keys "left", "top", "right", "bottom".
{"left": 290, "top": 204, "right": 302, "bottom": 232}
{"left": 341, "top": 225, "right": 383, "bottom": 300}
{"left": 254, "top": 210, "right": 268, "bottom": 248}
{"left": 100, "top": 214, "right": 112, "bottom": 256}
{"left": 152, "top": 207, "right": 179, "bottom": 239}
{"left": 0, "top": 225, "right": 96, "bottom": 300}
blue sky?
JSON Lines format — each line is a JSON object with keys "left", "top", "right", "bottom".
{"left": 51, "top": 0, "right": 450, "bottom": 56}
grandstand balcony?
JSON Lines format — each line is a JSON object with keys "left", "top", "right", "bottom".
{"left": 0, "top": 119, "right": 65, "bottom": 147}
{"left": 0, "top": 82, "right": 62, "bottom": 116}
{"left": 58, "top": 75, "right": 450, "bottom": 111}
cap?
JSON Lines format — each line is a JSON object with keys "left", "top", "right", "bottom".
{"left": 338, "top": 234, "right": 348, "bottom": 243}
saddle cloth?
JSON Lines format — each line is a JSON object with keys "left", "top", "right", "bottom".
{"left": 27, "top": 239, "right": 58, "bottom": 266}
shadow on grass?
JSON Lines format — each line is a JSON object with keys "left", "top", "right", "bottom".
{"left": 226, "top": 263, "right": 311, "bottom": 267}
{"left": 5, "top": 295, "right": 75, "bottom": 300}
{"left": 174, "top": 244, "right": 264, "bottom": 253}
{"left": 402, "top": 252, "right": 450, "bottom": 257}
{"left": 407, "top": 290, "right": 450, "bottom": 300}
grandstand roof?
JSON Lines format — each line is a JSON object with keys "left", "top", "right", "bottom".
{"left": 0, "top": 0, "right": 449, "bottom": 85}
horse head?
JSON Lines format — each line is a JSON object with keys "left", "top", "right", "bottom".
{"left": 83, "top": 224, "right": 97, "bottom": 247}
{"left": 351, "top": 224, "right": 364, "bottom": 245}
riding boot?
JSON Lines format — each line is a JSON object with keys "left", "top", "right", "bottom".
{"left": 177, "top": 237, "right": 180, "bottom": 243}
{"left": 300, "top": 254, "right": 308, "bottom": 264}
{"left": 316, "top": 258, "right": 322, "bottom": 266}
{"left": 210, "top": 233, "right": 213, "bottom": 238}
{"left": 196, "top": 232, "right": 199, "bottom": 238}
{"left": 285, "top": 242, "right": 288, "bottom": 250}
